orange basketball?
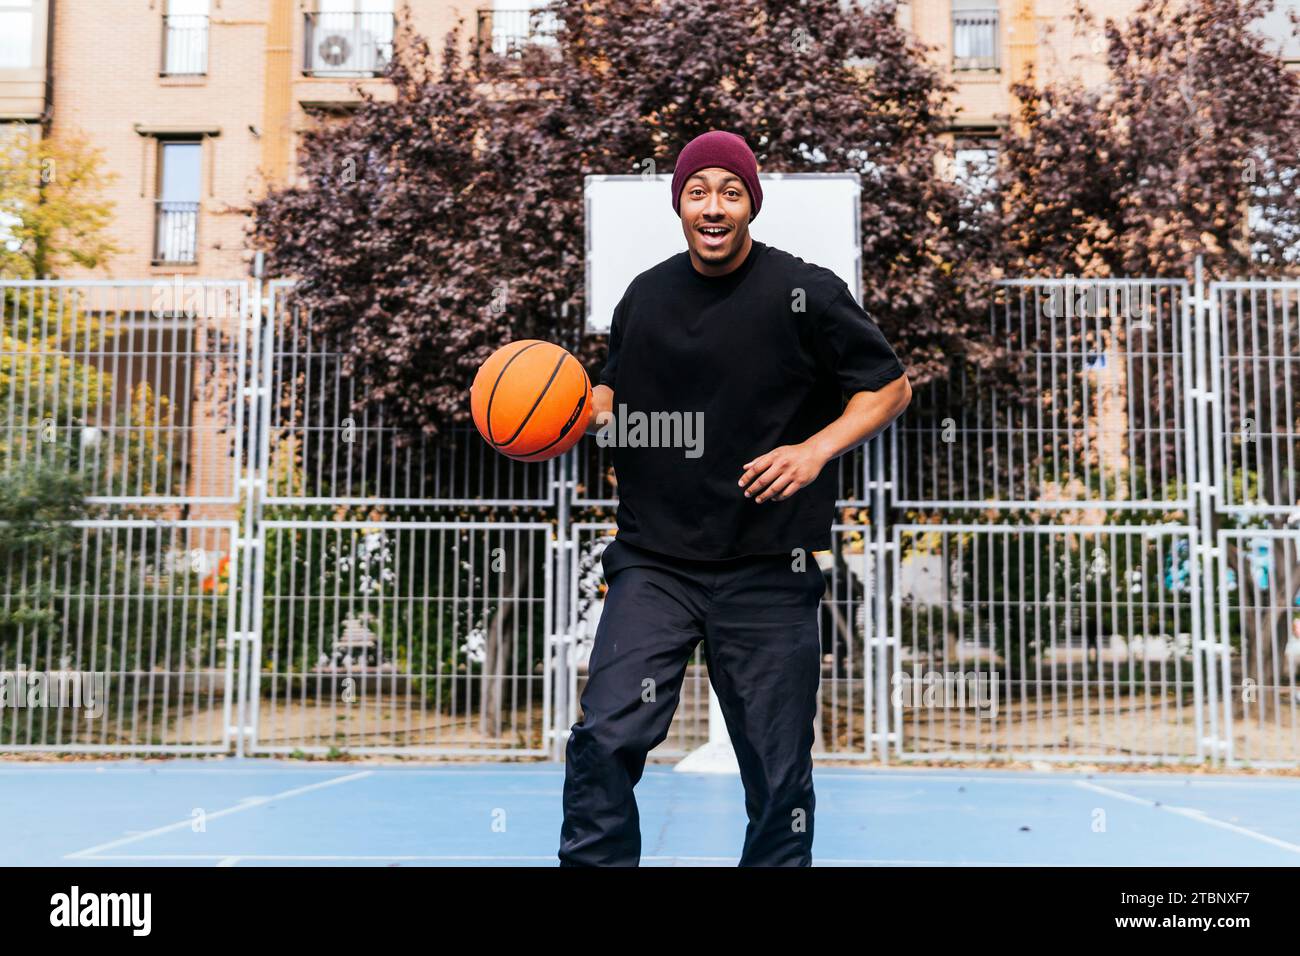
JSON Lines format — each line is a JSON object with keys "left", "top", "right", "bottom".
{"left": 470, "top": 340, "right": 592, "bottom": 462}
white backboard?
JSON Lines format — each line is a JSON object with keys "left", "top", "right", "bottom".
{"left": 584, "top": 172, "right": 862, "bottom": 335}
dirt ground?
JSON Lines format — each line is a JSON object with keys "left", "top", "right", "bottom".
{"left": 3, "top": 691, "right": 1296, "bottom": 774}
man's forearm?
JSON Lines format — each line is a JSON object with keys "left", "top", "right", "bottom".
{"left": 805, "top": 375, "right": 912, "bottom": 464}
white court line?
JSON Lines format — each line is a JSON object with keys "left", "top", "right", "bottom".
{"left": 65, "top": 770, "right": 373, "bottom": 860}
{"left": 1076, "top": 780, "right": 1300, "bottom": 855}
{"left": 1050, "top": 776, "right": 1300, "bottom": 789}
{"left": 72, "top": 854, "right": 563, "bottom": 862}
{"left": 814, "top": 772, "right": 1300, "bottom": 788}
{"left": 0, "top": 767, "right": 567, "bottom": 776}
{"left": 54, "top": 853, "right": 1074, "bottom": 866}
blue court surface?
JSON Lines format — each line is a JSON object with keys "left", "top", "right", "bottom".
{"left": 4, "top": 761, "right": 1299, "bottom": 866}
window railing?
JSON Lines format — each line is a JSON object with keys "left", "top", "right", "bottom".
{"left": 162, "top": 14, "right": 209, "bottom": 76}
{"left": 953, "top": 10, "right": 999, "bottom": 71}
{"left": 475, "top": 7, "right": 560, "bottom": 59}
{"left": 303, "top": 11, "right": 395, "bottom": 76}
{"left": 154, "top": 200, "right": 199, "bottom": 264}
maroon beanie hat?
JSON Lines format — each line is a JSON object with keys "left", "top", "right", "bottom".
{"left": 670, "top": 130, "right": 763, "bottom": 222}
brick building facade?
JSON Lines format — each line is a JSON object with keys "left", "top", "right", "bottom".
{"left": 1, "top": 0, "right": 1186, "bottom": 279}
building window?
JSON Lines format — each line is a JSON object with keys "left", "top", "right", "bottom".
{"left": 952, "top": 0, "right": 999, "bottom": 71}
{"left": 304, "top": 0, "right": 395, "bottom": 77}
{"left": 952, "top": 132, "right": 999, "bottom": 225}
{"left": 0, "top": 0, "right": 34, "bottom": 69}
{"left": 477, "top": 1, "right": 561, "bottom": 59}
{"left": 1253, "top": 0, "right": 1300, "bottom": 63}
{"left": 953, "top": 134, "right": 999, "bottom": 196}
{"left": 162, "top": 0, "right": 209, "bottom": 76}
{"left": 1246, "top": 148, "right": 1300, "bottom": 265}
{"left": 154, "top": 140, "right": 201, "bottom": 265}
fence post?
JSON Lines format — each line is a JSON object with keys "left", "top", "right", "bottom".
{"left": 1190, "top": 254, "right": 1226, "bottom": 765}
{"left": 231, "top": 258, "right": 267, "bottom": 757}
{"left": 551, "top": 451, "right": 571, "bottom": 761}
{"left": 874, "top": 433, "right": 893, "bottom": 763}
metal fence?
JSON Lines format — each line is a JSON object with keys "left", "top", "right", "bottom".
{"left": 1, "top": 266, "right": 1296, "bottom": 766}
{"left": 0, "top": 519, "right": 238, "bottom": 753}
{"left": 248, "top": 519, "right": 552, "bottom": 756}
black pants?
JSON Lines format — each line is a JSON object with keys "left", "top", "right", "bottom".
{"left": 558, "top": 537, "right": 825, "bottom": 866}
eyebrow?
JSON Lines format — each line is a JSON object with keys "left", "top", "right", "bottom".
{"left": 686, "top": 175, "right": 743, "bottom": 188}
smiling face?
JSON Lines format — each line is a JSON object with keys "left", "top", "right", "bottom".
{"left": 679, "top": 167, "right": 753, "bottom": 276}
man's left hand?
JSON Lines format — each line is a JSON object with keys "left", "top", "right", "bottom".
{"left": 738, "top": 443, "right": 828, "bottom": 503}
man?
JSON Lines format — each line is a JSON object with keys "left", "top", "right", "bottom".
{"left": 558, "top": 130, "right": 911, "bottom": 866}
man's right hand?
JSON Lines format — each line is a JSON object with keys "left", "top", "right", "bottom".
{"left": 586, "top": 384, "right": 615, "bottom": 435}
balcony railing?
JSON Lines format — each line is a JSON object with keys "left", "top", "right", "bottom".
{"left": 475, "top": 7, "right": 560, "bottom": 60}
{"left": 304, "top": 11, "right": 395, "bottom": 76}
{"left": 161, "top": 14, "right": 209, "bottom": 76}
{"left": 953, "top": 10, "right": 999, "bottom": 71}
{"left": 154, "top": 201, "right": 199, "bottom": 265}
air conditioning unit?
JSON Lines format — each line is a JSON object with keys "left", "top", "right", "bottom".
{"left": 316, "top": 31, "right": 387, "bottom": 72}
{"left": 316, "top": 33, "right": 354, "bottom": 69}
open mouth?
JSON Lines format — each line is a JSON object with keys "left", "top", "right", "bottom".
{"left": 699, "top": 226, "right": 730, "bottom": 247}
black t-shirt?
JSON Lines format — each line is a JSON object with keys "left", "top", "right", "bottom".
{"left": 598, "top": 238, "right": 905, "bottom": 561}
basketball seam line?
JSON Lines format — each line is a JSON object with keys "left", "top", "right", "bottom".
{"left": 490, "top": 344, "right": 571, "bottom": 452}
{"left": 485, "top": 340, "right": 545, "bottom": 446}
{"left": 519, "top": 392, "right": 588, "bottom": 458}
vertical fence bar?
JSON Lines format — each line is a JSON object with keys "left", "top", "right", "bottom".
{"left": 1182, "top": 273, "right": 1206, "bottom": 764}
{"left": 249, "top": 281, "right": 284, "bottom": 754}
{"left": 1191, "top": 256, "right": 1223, "bottom": 764}
{"left": 552, "top": 450, "right": 571, "bottom": 760}
{"left": 873, "top": 434, "right": 891, "bottom": 762}
{"left": 231, "top": 260, "right": 265, "bottom": 756}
